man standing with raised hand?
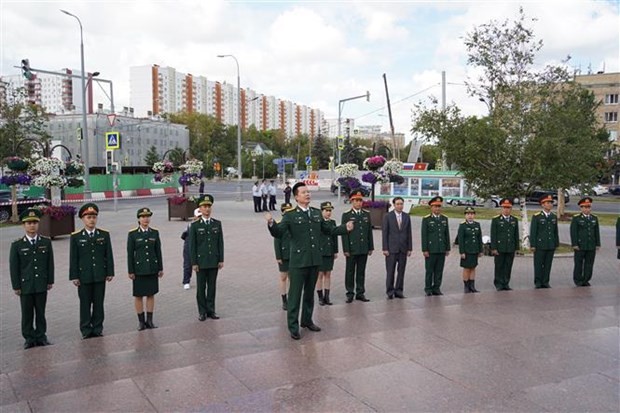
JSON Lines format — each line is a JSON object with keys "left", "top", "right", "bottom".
{"left": 265, "top": 182, "right": 353, "bottom": 340}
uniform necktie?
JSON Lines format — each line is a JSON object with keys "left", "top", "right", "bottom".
{"left": 89, "top": 232, "right": 94, "bottom": 238}
{"left": 31, "top": 238, "right": 36, "bottom": 246}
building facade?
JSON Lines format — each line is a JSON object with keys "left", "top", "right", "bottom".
{"left": 575, "top": 72, "right": 620, "bottom": 147}
{"left": 129, "top": 64, "right": 324, "bottom": 139}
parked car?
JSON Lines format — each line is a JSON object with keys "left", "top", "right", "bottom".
{"left": 590, "top": 185, "right": 609, "bottom": 196}
{"left": 525, "top": 189, "right": 570, "bottom": 205}
{"left": 0, "top": 190, "right": 48, "bottom": 223}
{"left": 609, "top": 185, "right": 620, "bottom": 196}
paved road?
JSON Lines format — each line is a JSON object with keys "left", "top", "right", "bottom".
{"left": 1, "top": 185, "right": 618, "bottom": 351}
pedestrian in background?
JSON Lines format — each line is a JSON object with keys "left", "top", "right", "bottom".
{"left": 268, "top": 180, "right": 277, "bottom": 211}
{"left": 490, "top": 198, "right": 519, "bottom": 291}
{"left": 382, "top": 196, "right": 412, "bottom": 299}
{"left": 10, "top": 208, "right": 54, "bottom": 349}
{"left": 570, "top": 197, "right": 600, "bottom": 286}
{"left": 283, "top": 181, "right": 292, "bottom": 204}
{"left": 260, "top": 179, "right": 269, "bottom": 212}
{"left": 127, "top": 208, "right": 164, "bottom": 330}
{"left": 252, "top": 181, "right": 262, "bottom": 213}
{"left": 457, "top": 206, "right": 483, "bottom": 293}
{"left": 69, "top": 203, "right": 114, "bottom": 339}
{"left": 317, "top": 201, "right": 338, "bottom": 306}
{"left": 530, "top": 195, "right": 559, "bottom": 289}
{"left": 421, "top": 196, "right": 450, "bottom": 296}
{"left": 190, "top": 194, "right": 224, "bottom": 321}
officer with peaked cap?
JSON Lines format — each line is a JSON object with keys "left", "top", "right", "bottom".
{"left": 70, "top": 202, "right": 115, "bottom": 339}
{"left": 189, "top": 194, "right": 224, "bottom": 321}
{"left": 421, "top": 196, "right": 450, "bottom": 296}
{"left": 570, "top": 197, "right": 600, "bottom": 286}
{"left": 529, "top": 195, "right": 559, "bottom": 288}
{"left": 317, "top": 201, "right": 339, "bottom": 306}
{"left": 10, "top": 208, "right": 55, "bottom": 349}
{"left": 341, "top": 190, "right": 374, "bottom": 303}
{"left": 490, "top": 198, "right": 520, "bottom": 291}
{"left": 457, "top": 206, "right": 483, "bottom": 293}
{"left": 127, "top": 207, "right": 164, "bottom": 330}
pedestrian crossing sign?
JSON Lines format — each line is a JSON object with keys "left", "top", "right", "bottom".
{"left": 105, "top": 131, "right": 120, "bottom": 150}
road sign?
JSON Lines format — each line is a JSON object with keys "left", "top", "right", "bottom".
{"left": 337, "top": 136, "right": 344, "bottom": 150}
{"left": 282, "top": 158, "right": 295, "bottom": 164}
{"left": 105, "top": 131, "right": 120, "bottom": 150}
{"left": 107, "top": 114, "right": 117, "bottom": 127}
{"left": 305, "top": 156, "right": 311, "bottom": 165}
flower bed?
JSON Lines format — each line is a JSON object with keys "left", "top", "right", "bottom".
{"left": 37, "top": 205, "right": 76, "bottom": 239}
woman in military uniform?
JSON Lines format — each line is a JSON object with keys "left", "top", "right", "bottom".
{"left": 457, "top": 206, "right": 483, "bottom": 293}
{"left": 274, "top": 202, "right": 294, "bottom": 310}
{"left": 317, "top": 201, "right": 338, "bottom": 306}
{"left": 127, "top": 208, "right": 163, "bottom": 330}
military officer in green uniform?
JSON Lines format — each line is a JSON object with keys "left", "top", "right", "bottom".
{"left": 70, "top": 203, "right": 115, "bottom": 339}
{"left": 274, "top": 202, "right": 294, "bottom": 311}
{"left": 317, "top": 201, "right": 339, "bottom": 306}
{"left": 127, "top": 207, "right": 164, "bottom": 330}
{"left": 421, "top": 196, "right": 450, "bottom": 296}
{"left": 10, "top": 208, "right": 54, "bottom": 349}
{"left": 570, "top": 197, "right": 600, "bottom": 286}
{"left": 189, "top": 194, "right": 224, "bottom": 321}
{"left": 490, "top": 198, "right": 520, "bottom": 291}
{"left": 457, "top": 206, "right": 483, "bottom": 293}
{"left": 529, "top": 195, "right": 559, "bottom": 289}
{"left": 266, "top": 182, "right": 353, "bottom": 340}
{"left": 341, "top": 190, "right": 374, "bottom": 303}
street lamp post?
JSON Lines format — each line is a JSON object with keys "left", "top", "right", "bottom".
{"left": 60, "top": 9, "right": 91, "bottom": 199}
{"left": 217, "top": 54, "right": 243, "bottom": 201}
{"left": 337, "top": 91, "right": 370, "bottom": 204}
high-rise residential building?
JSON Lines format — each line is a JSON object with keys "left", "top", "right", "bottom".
{"left": 575, "top": 72, "right": 620, "bottom": 147}
{"left": 1, "top": 69, "right": 96, "bottom": 114}
{"left": 129, "top": 64, "right": 323, "bottom": 139}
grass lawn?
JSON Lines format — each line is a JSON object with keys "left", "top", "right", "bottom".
{"left": 409, "top": 205, "right": 618, "bottom": 226}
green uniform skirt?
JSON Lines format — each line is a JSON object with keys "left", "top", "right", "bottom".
{"left": 133, "top": 274, "right": 159, "bottom": 297}
{"left": 460, "top": 253, "right": 479, "bottom": 269}
{"left": 278, "top": 260, "right": 289, "bottom": 273}
{"left": 319, "top": 255, "right": 335, "bottom": 272}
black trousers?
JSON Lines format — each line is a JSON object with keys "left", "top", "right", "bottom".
{"left": 424, "top": 253, "right": 446, "bottom": 293}
{"left": 385, "top": 252, "right": 407, "bottom": 296}
{"left": 493, "top": 252, "right": 515, "bottom": 290}
{"left": 197, "top": 268, "right": 218, "bottom": 316}
{"left": 345, "top": 254, "right": 368, "bottom": 298}
{"left": 533, "top": 249, "right": 554, "bottom": 287}
{"left": 20, "top": 292, "right": 48, "bottom": 344}
{"left": 269, "top": 195, "right": 276, "bottom": 211}
{"left": 573, "top": 249, "right": 596, "bottom": 286}
{"left": 253, "top": 196, "right": 262, "bottom": 212}
{"left": 261, "top": 196, "right": 268, "bottom": 211}
{"left": 182, "top": 239, "right": 191, "bottom": 284}
{"left": 78, "top": 281, "right": 106, "bottom": 336}
{"left": 287, "top": 266, "right": 319, "bottom": 334}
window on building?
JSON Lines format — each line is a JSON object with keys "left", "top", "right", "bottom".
{"left": 605, "top": 94, "right": 619, "bottom": 104}
{"left": 604, "top": 112, "right": 618, "bottom": 122}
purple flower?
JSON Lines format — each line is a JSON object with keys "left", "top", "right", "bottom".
{"left": 362, "top": 200, "right": 390, "bottom": 209}
{"left": 1, "top": 174, "right": 32, "bottom": 186}
{"left": 40, "top": 205, "right": 77, "bottom": 220}
{"left": 362, "top": 172, "right": 379, "bottom": 184}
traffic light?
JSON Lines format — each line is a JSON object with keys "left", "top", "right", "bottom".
{"left": 21, "top": 59, "right": 34, "bottom": 80}
{"left": 106, "top": 150, "right": 114, "bottom": 174}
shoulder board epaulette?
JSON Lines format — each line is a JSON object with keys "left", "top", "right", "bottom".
{"left": 573, "top": 213, "right": 580, "bottom": 217}
{"left": 493, "top": 215, "right": 501, "bottom": 218}
{"left": 591, "top": 214, "right": 598, "bottom": 218}
{"left": 423, "top": 214, "right": 431, "bottom": 218}
{"left": 40, "top": 235, "right": 50, "bottom": 240}
{"left": 440, "top": 214, "right": 448, "bottom": 218}
{"left": 71, "top": 229, "right": 82, "bottom": 235}
{"left": 97, "top": 228, "right": 109, "bottom": 233}
{"left": 13, "top": 237, "right": 23, "bottom": 243}
{"left": 461, "top": 220, "right": 467, "bottom": 224}
{"left": 310, "top": 206, "right": 319, "bottom": 211}
{"left": 535, "top": 212, "right": 542, "bottom": 216}
{"left": 150, "top": 226, "right": 159, "bottom": 231}
{"left": 361, "top": 208, "right": 369, "bottom": 212}
{"left": 129, "top": 227, "right": 139, "bottom": 232}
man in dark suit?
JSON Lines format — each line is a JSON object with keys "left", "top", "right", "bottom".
{"left": 382, "top": 197, "right": 412, "bottom": 299}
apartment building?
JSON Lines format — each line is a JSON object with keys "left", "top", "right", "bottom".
{"left": 575, "top": 72, "right": 620, "bottom": 146}
{"left": 129, "top": 64, "right": 323, "bottom": 139}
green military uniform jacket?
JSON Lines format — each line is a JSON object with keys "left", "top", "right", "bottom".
{"left": 570, "top": 213, "right": 600, "bottom": 251}
{"left": 320, "top": 219, "right": 339, "bottom": 257}
{"left": 490, "top": 215, "right": 519, "bottom": 253}
{"left": 421, "top": 214, "right": 451, "bottom": 253}
{"left": 127, "top": 227, "right": 163, "bottom": 275}
{"left": 269, "top": 206, "right": 347, "bottom": 268}
{"left": 530, "top": 212, "right": 559, "bottom": 250}
{"left": 189, "top": 217, "right": 224, "bottom": 269}
{"left": 10, "top": 235, "right": 54, "bottom": 294}
{"left": 274, "top": 230, "right": 291, "bottom": 261}
{"left": 341, "top": 209, "right": 374, "bottom": 255}
{"left": 457, "top": 221, "right": 483, "bottom": 254}
{"left": 69, "top": 228, "right": 115, "bottom": 283}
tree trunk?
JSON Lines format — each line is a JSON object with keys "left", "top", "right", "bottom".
{"left": 557, "top": 188, "right": 566, "bottom": 218}
{"left": 519, "top": 197, "right": 530, "bottom": 250}
{"left": 10, "top": 185, "right": 18, "bottom": 223}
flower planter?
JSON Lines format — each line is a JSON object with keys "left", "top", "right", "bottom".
{"left": 168, "top": 198, "right": 198, "bottom": 221}
{"left": 368, "top": 206, "right": 389, "bottom": 229}
{"left": 38, "top": 213, "right": 75, "bottom": 239}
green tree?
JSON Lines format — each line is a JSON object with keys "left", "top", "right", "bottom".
{"left": 411, "top": 8, "right": 605, "bottom": 248}
{"left": 311, "top": 133, "right": 332, "bottom": 169}
{"left": 143, "top": 145, "right": 160, "bottom": 167}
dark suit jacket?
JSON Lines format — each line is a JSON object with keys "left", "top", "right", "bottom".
{"left": 382, "top": 211, "right": 412, "bottom": 254}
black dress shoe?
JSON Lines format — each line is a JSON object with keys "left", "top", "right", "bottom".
{"left": 198, "top": 314, "right": 207, "bottom": 321}
{"left": 394, "top": 293, "right": 406, "bottom": 299}
{"left": 290, "top": 331, "right": 301, "bottom": 340}
{"left": 583, "top": 282, "right": 591, "bottom": 286}
{"left": 346, "top": 296, "right": 354, "bottom": 303}
{"left": 37, "top": 338, "right": 52, "bottom": 346}
{"left": 543, "top": 285, "right": 551, "bottom": 289}
{"left": 355, "top": 295, "right": 370, "bottom": 302}
{"left": 387, "top": 293, "right": 394, "bottom": 300}
{"left": 432, "top": 291, "right": 443, "bottom": 296}
{"left": 504, "top": 287, "right": 513, "bottom": 291}
{"left": 425, "top": 292, "right": 433, "bottom": 296}
{"left": 24, "top": 342, "right": 36, "bottom": 349}
{"left": 301, "top": 323, "right": 321, "bottom": 332}
{"left": 208, "top": 314, "right": 220, "bottom": 320}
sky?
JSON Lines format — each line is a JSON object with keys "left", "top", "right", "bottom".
{"left": 1, "top": 0, "right": 618, "bottom": 142}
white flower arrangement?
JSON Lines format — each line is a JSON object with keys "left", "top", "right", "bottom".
{"left": 152, "top": 161, "right": 174, "bottom": 173}
{"left": 335, "top": 163, "right": 359, "bottom": 178}
{"left": 383, "top": 159, "right": 403, "bottom": 175}
{"left": 32, "top": 175, "right": 66, "bottom": 189}
{"left": 152, "top": 173, "right": 173, "bottom": 184}
{"left": 179, "top": 159, "right": 204, "bottom": 175}
{"left": 30, "top": 157, "right": 65, "bottom": 176}
{"left": 65, "top": 160, "right": 85, "bottom": 176}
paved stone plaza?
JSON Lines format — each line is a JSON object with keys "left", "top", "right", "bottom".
{"left": 1, "top": 190, "right": 618, "bottom": 412}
